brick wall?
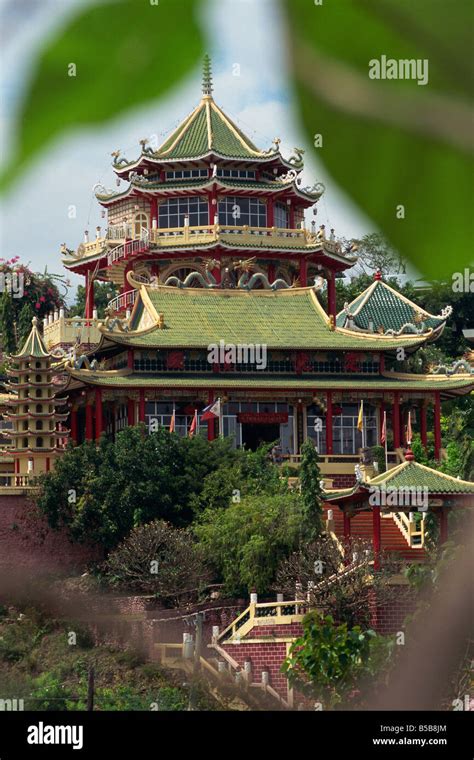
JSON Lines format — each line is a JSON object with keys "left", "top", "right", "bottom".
{"left": 329, "top": 474, "right": 357, "bottom": 488}
{"left": 222, "top": 640, "right": 290, "bottom": 696}
{"left": 375, "top": 585, "right": 418, "bottom": 635}
{"left": 0, "top": 492, "right": 102, "bottom": 574}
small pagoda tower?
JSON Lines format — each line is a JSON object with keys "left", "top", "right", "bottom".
{"left": 3, "top": 317, "right": 69, "bottom": 483}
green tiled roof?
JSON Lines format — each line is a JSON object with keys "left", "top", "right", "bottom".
{"left": 11, "top": 318, "right": 49, "bottom": 359}
{"left": 65, "top": 371, "right": 474, "bottom": 394}
{"left": 153, "top": 97, "right": 269, "bottom": 161}
{"left": 336, "top": 280, "right": 448, "bottom": 334}
{"left": 368, "top": 460, "right": 474, "bottom": 494}
{"left": 112, "top": 286, "right": 429, "bottom": 350}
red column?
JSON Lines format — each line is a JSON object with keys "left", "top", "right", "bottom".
{"left": 434, "top": 392, "right": 442, "bottom": 461}
{"left": 372, "top": 505, "right": 381, "bottom": 571}
{"left": 267, "top": 197, "right": 274, "bottom": 228}
{"left": 150, "top": 197, "right": 158, "bottom": 228}
{"left": 139, "top": 390, "right": 146, "bottom": 423}
{"left": 45, "top": 458, "right": 50, "bottom": 472}
{"left": 267, "top": 263, "right": 276, "bottom": 284}
{"left": 327, "top": 273, "right": 336, "bottom": 321}
{"left": 127, "top": 398, "right": 135, "bottom": 427}
{"left": 127, "top": 350, "right": 134, "bottom": 369}
{"left": 420, "top": 401, "right": 428, "bottom": 449}
{"left": 379, "top": 402, "right": 385, "bottom": 446}
{"left": 343, "top": 511, "right": 351, "bottom": 540}
{"left": 70, "top": 407, "right": 78, "bottom": 444}
{"left": 439, "top": 507, "right": 448, "bottom": 544}
{"left": 326, "top": 390, "right": 333, "bottom": 455}
{"left": 299, "top": 256, "right": 308, "bottom": 287}
{"left": 207, "top": 390, "right": 215, "bottom": 441}
{"left": 95, "top": 389, "right": 103, "bottom": 441}
{"left": 85, "top": 271, "right": 94, "bottom": 319}
{"left": 85, "top": 403, "right": 93, "bottom": 441}
{"left": 392, "top": 393, "right": 401, "bottom": 450}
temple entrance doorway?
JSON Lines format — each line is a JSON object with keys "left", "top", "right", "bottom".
{"left": 241, "top": 423, "right": 280, "bottom": 451}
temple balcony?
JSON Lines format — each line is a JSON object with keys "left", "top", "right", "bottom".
{"left": 43, "top": 312, "right": 101, "bottom": 352}
{"left": 63, "top": 223, "right": 345, "bottom": 264}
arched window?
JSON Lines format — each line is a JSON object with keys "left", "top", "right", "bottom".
{"left": 36, "top": 437, "right": 43, "bottom": 448}
{"left": 36, "top": 420, "right": 43, "bottom": 431}
{"left": 36, "top": 389, "right": 41, "bottom": 398}
{"left": 134, "top": 212, "right": 149, "bottom": 237}
{"left": 23, "top": 438, "right": 28, "bottom": 448}
{"left": 158, "top": 197, "right": 208, "bottom": 229}
{"left": 36, "top": 404, "right": 42, "bottom": 413}
{"left": 35, "top": 361, "right": 41, "bottom": 369}
{"left": 218, "top": 196, "right": 266, "bottom": 227}
{"left": 36, "top": 374, "right": 42, "bottom": 383}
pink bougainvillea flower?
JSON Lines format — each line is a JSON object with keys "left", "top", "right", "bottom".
{"left": 35, "top": 302, "right": 41, "bottom": 309}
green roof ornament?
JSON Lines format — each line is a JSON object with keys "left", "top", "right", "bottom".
{"left": 202, "top": 54, "right": 213, "bottom": 97}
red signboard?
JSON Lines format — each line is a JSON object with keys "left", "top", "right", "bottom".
{"left": 237, "top": 412, "right": 288, "bottom": 424}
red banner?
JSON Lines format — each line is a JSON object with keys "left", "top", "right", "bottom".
{"left": 237, "top": 412, "right": 288, "bottom": 424}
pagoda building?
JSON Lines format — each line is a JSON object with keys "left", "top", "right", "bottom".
{"left": 52, "top": 58, "right": 473, "bottom": 484}
{"left": 60, "top": 56, "right": 353, "bottom": 323}
{"left": 2, "top": 318, "right": 69, "bottom": 484}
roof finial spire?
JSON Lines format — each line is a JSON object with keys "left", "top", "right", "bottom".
{"left": 202, "top": 54, "right": 213, "bottom": 97}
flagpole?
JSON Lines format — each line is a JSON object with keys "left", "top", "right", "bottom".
{"left": 384, "top": 411, "right": 388, "bottom": 472}
{"left": 218, "top": 397, "right": 223, "bottom": 438}
{"left": 361, "top": 400, "right": 365, "bottom": 450}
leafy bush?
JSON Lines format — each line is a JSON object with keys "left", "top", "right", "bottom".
{"left": 36, "top": 426, "right": 239, "bottom": 550}
{"left": 195, "top": 492, "right": 303, "bottom": 596}
{"left": 282, "top": 611, "right": 378, "bottom": 708}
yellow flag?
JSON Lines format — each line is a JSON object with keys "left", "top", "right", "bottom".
{"left": 357, "top": 400, "right": 364, "bottom": 432}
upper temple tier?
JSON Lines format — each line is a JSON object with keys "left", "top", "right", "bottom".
{"left": 60, "top": 57, "right": 355, "bottom": 321}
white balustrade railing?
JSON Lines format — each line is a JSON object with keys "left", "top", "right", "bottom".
{"left": 107, "top": 289, "right": 138, "bottom": 312}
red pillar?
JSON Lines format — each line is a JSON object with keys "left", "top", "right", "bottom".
{"left": 434, "top": 392, "right": 442, "bottom": 461}
{"left": 95, "top": 389, "right": 103, "bottom": 441}
{"left": 150, "top": 197, "right": 158, "bottom": 228}
{"left": 439, "top": 507, "right": 449, "bottom": 544}
{"left": 343, "top": 511, "right": 351, "bottom": 540}
{"left": 326, "top": 390, "right": 333, "bottom": 455}
{"left": 70, "top": 407, "right": 78, "bottom": 444}
{"left": 267, "top": 197, "right": 274, "bottom": 228}
{"left": 327, "top": 273, "right": 336, "bottom": 321}
{"left": 392, "top": 392, "right": 401, "bottom": 450}
{"left": 372, "top": 505, "right": 381, "bottom": 571}
{"left": 139, "top": 390, "right": 146, "bottom": 423}
{"left": 379, "top": 402, "right": 385, "bottom": 446}
{"left": 85, "top": 271, "right": 94, "bottom": 319}
{"left": 267, "top": 263, "right": 276, "bottom": 284}
{"left": 85, "top": 403, "right": 93, "bottom": 441}
{"left": 299, "top": 256, "right": 308, "bottom": 287}
{"left": 207, "top": 390, "right": 215, "bottom": 441}
{"left": 420, "top": 401, "right": 428, "bottom": 449}
{"left": 127, "top": 398, "right": 135, "bottom": 427}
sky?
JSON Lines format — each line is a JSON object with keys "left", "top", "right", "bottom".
{"left": 0, "top": 0, "right": 374, "bottom": 303}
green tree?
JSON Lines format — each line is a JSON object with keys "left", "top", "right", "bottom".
{"left": 17, "top": 301, "right": 36, "bottom": 348}
{"left": 36, "top": 426, "right": 239, "bottom": 550}
{"left": 299, "top": 439, "right": 323, "bottom": 540}
{"left": 0, "top": 292, "right": 16, "bottom": 355}
{"left": 351, "top": 232, "right": 406, "bottom": 276}
{"left": 195, "top": 492, "right": 303, "bottom": 596}
{"left": 282, "top": 611, "right": 378, "bottom": 708}
{"left": 69, "top": 282, "right": 118, "bottom": 319}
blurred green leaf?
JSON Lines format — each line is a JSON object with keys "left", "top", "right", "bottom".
{"left": 283, "top": 0, "right": 474, "bottom": 280}
{"left": 1, "top": 0, "right": 205, "bottom": 191}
